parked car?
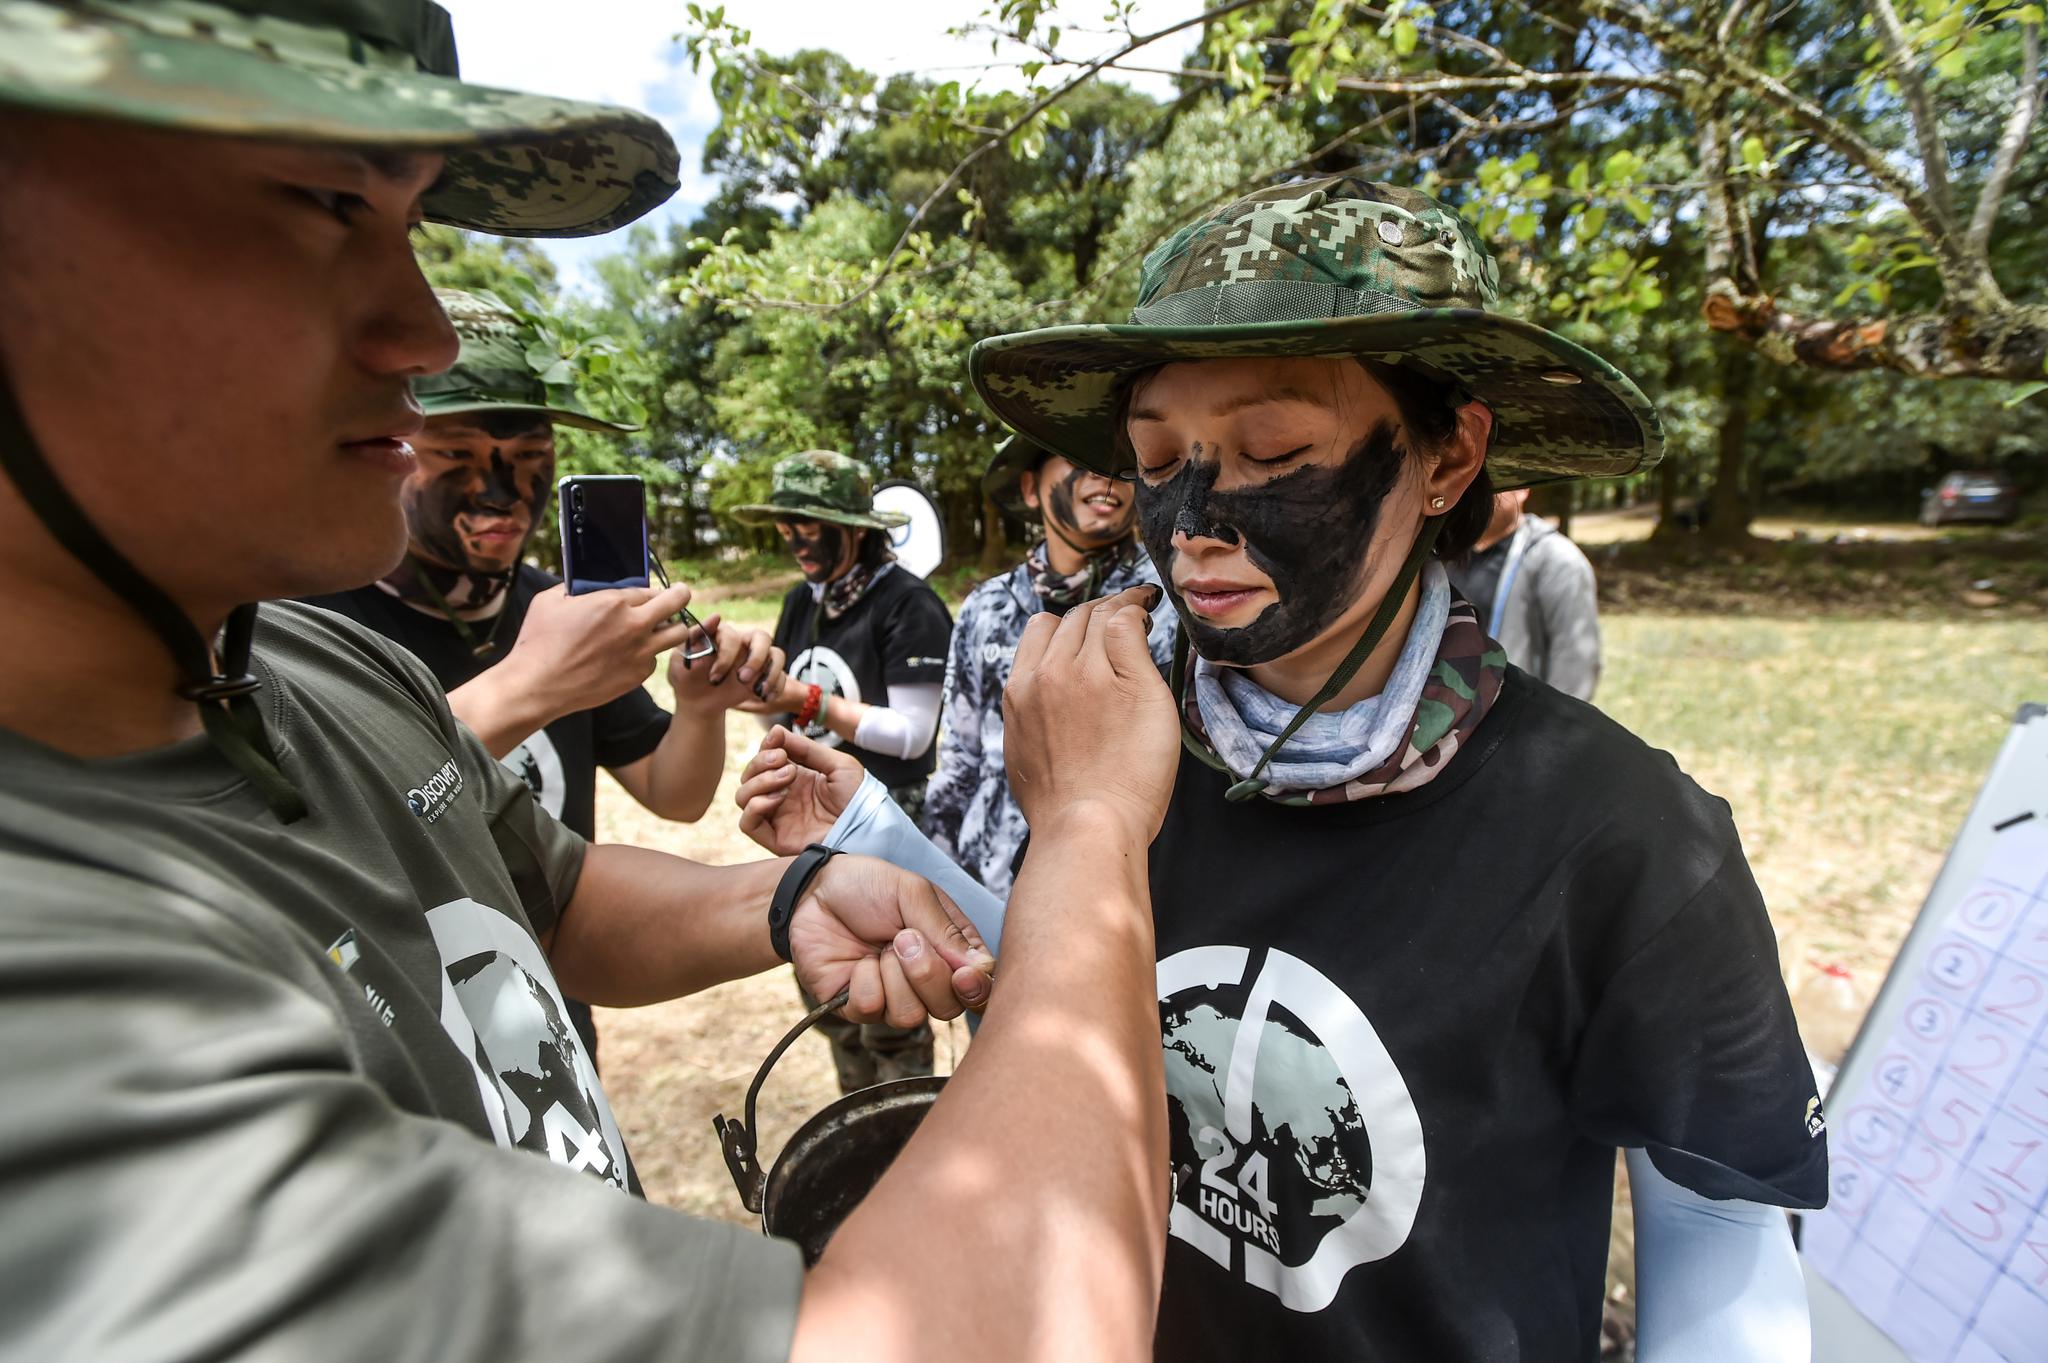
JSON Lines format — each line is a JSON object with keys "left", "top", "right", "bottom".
{"left": 1920, "top": 470, "right": 2020, "bottom": 526}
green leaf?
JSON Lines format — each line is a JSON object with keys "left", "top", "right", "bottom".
{"left": 525, "top": 340, "right": 561, "bottom": 370}
{"left": 1739, "top": 135, "right": 1768, "bottom": 168}
{"left": 2018, "top": 4, "right": 2046, "bottom": 23}
{"left": 1621, "top": 193, "right": 1653, "bottom": 225}
{"left": 1392, "top": 18, "right": 1418, "bottom": 54}
{"left": 2001, "top": 380, "right": 2048, "bottom": 406}
{"left": 1579, "top": 205, "right": 1609, "bottom": 238}
{"left": 1602, "top": 150, "right": 1639, "bottom": 184}
{"left": 538, "top": 359, "right": 574, "bottom": 386}
{"left": 1567, "top": 161, "right": 1590, "bottom": 194}
{"left": 1513, "top": 151, "right": 1540, "bottom": 175}
{"left": 1508, "top": 212, "right": 1539, "bottom": 242}
{"left": 1935, "top": 48, "right": 1969, "bottom": 78}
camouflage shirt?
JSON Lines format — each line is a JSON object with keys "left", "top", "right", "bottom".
{"left": 922, "top": 546, "right": 1176, "bottom": 896}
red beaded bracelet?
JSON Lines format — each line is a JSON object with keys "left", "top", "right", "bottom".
{"left": 794, "top": 682, "right": 823, "bottom": 729}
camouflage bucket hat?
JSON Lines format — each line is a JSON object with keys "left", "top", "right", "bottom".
{"left": 730, "top": 450, "right": 911, "bottom": 532}
{"left": 982, "top": 433, "right": 1055, "bottom": 521}
{"left": 415, "top": 289, "right": 634, "bottom": 432}
{"left": 0, "top": 0, "right": 679, "bottom": 238}
{"left": 970, "top": 174, "right": 1662, "bottom": 491}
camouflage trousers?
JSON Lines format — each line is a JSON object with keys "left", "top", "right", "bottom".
{"left": 798, "top": 783, "right": 935, "bottom": 1095}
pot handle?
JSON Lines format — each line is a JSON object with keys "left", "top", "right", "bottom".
{"left": 714, "top": 987, "right": 852, "bottom": 1214}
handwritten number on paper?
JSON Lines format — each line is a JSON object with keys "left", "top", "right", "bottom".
{"left": 1944, "top": 1183, "right": 2010, "bottom": 1243}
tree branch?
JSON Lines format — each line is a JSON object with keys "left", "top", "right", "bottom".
{"left": 723, "top": 0, "right": 1271, "bottom": 315}
{"left": 1703, "top": 283, "right": 2048, "bottom": 380}
{"left": 1865, "top": 0, "right": 1959, "bottom": 231}
{"left": 1968, "top": 21, "right": 2042, "bottom": 258}
{"left": 1577, "top": 0, "right": 2009, "bottom": 314}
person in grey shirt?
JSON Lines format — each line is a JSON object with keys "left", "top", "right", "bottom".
{"left": 0, "top": 4, "right": 1179, "bottom": 1361}
{"left": 1454, "top": 489, "right": 1603, "bottom": 700}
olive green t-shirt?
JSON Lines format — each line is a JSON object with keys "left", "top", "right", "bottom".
{"left": 0, "top": 602, "right": 800, "bottom": 1361}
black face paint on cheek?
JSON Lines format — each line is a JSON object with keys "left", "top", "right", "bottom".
{"left": 404, "top": 465, "right": 477, "bottom": 568}
{"left": 1048, "top": 463, "right": 1135, "bottom": 546}
{"left": 1138, "top": 422, "right": 1407, "bottom": 666}
{"left": 403, "top": 446, "right": 555, "bottom": 570}
{"left": 782, "top": 523, "right": 846, "bottom": 582}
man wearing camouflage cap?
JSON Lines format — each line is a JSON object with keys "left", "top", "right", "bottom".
{"left": 734, "top": 449, "right": 956, "bottom": 1091}
{"left": 304, "top": 287, "right": 788, "bottom": 1065}
{"left": 921, "top": 434, "right": 1176, "bottom": 898}
{"left": 755, "top": 174, "right": 1822, "bottom": 1361}
{"left": 0, "top": 4, "right": 1180, "bottom": 1358}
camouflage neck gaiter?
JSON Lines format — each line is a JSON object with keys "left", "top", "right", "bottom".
{"left": 820, "top": 554, "right": 895, "bottom": 622}
{"left": 1026, "top": 535, "right": 1137, "bottom": 612}
{"left": 1180, "top": 588, "right": 1508, "bottom": 806}
{"left": 377, "top": 554, "right": 514, "bottom": 619}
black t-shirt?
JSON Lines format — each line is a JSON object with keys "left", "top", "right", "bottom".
{"left": 302, "top": 565, "right": 671, "bottom": 841}
{"left": 768, "top": 566, "right": 953, "bottom": 791}
{"left": 1453, "top": 535, "right": 1512, "bottom": 631}
{"left": 1146, "top": 669, "right": 1827, "bottom": 1362}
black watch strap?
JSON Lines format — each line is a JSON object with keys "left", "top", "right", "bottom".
{"left": 769, "top": 843, "right": 842, "bottom": 962}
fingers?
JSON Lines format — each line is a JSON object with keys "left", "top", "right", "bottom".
{"left": 733, "top": 757, "right": 798, "bottom": 810}
{"left": 732, "top": 630, "right": 772, "bottom": 688}
{"left": 706, "top": 616, "right": 746, "bottom": 684}
{"left": 896, "top": 877, "right": 992, "bottom": 976}
{"left": 1048, "top": 592, "right": 1100, "bottom": 660}
{"left": 880, "top": 931, "right": 962, "bottom": 1024}
{"left": 777, "top": 725, "right": 864, "bottom": 781}
{"left": 1011, "top": 609, "right": 1060, "bottom": 678}
{"left": 842, "top": 955, "right": 886, "bottom": 1025}
{"left": 1104, "top": 601, "right": 1161, "bottom": 682}
{"left": 951, "top": 962, "right": 992, "bottom": 1013}
{"left": 630, "top": 582, "right": 694, "bottom": 625}
{"left": 755, "top": 645, "right": 788, "bottom": 702}
{"left": 737, "top": 792, "right": 791, "bottom": 851}
{"left": 648, "top": 618, "right": 695, "bottom": 657}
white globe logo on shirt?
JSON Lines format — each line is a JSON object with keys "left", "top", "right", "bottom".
{"left": 1157, "top": 946, "right": 1427, "bottom": 1314}
{"left": 787, "top": 645, "right": 861, "bottom": 748}
{"left": 501, "top": 730, "right": 565, "bottom": 818}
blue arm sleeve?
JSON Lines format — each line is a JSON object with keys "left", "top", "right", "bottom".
{"left": 824, "top": 773, "right": 1008, "bottom": 957}
{"left": 1627, "top": 1147, "right": 1810, "bottom": 1363}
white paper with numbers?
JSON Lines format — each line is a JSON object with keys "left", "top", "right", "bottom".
{"left": 1806, "top": 704, "right": 2048, "bottom": 1363}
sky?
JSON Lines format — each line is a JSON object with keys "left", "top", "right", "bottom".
{"left": 437, "top": 0, "right": 1206, "bottom": 291}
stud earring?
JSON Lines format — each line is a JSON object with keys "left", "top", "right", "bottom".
{"left": 1429, "top": 496, "right": 1447, "bottom": 511}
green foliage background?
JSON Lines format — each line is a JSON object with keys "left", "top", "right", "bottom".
{"left": 421, "top": 1, "right": 2048, "bottom": 566}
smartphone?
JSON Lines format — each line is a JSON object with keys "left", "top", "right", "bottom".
{"left": 559, "top": 474, "right": 650, "bottom": 594}
{"left": 558, "top": 474, "right": 716, "bottom": 661}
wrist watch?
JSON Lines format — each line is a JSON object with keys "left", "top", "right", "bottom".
{"left": 768, "top": 843, "right": 841, "bottom": 962}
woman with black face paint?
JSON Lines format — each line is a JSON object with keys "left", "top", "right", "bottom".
{"left": 737, "top": 176, "right": 1828, "bottom": 1363}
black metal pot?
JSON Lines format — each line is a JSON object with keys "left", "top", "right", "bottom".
{"left": 713, "top": 989, "right": 946, "bottom": 1265}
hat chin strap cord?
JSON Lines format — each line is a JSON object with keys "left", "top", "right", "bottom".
{"left": 1171, "top": 515, "right": 1445, "bottom": 803}
{"left": 0, "top": 364, "right": 307, "bottom": 822}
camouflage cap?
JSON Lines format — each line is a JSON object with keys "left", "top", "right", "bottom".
{"left": 730, "top": 450, "right": 911, "bottom": 532}
{"left": 415, "top": 289, "right": 634, "bottom": 432}
{"left": 982, "top": 433, "right": 1056, "bottom": 521}
{"left": 969, "top": 174, "right": 1662, "bottom": 491}
{"left": 0, "top": 0, "right": 679, "bottom": 238}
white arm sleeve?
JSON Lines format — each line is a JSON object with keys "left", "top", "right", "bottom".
{"left": 851, "top": 681, "right": 943, "bottom": 760}
{"left": 1627, "top": 1147, "right": 1810, "bottom": 1363}
{"left": 824, "top": 773, "right": 1007, "bottom": 957}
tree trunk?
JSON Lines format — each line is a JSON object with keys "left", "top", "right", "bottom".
{"left": 978, "top": 493, "right": 1010, "bottom": 576}
{"left": 1656, "top": 455, "right": 1678, "bottom": 534}
{"left": 1703, "top": 344, "right": 1756, "bottom": 545}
